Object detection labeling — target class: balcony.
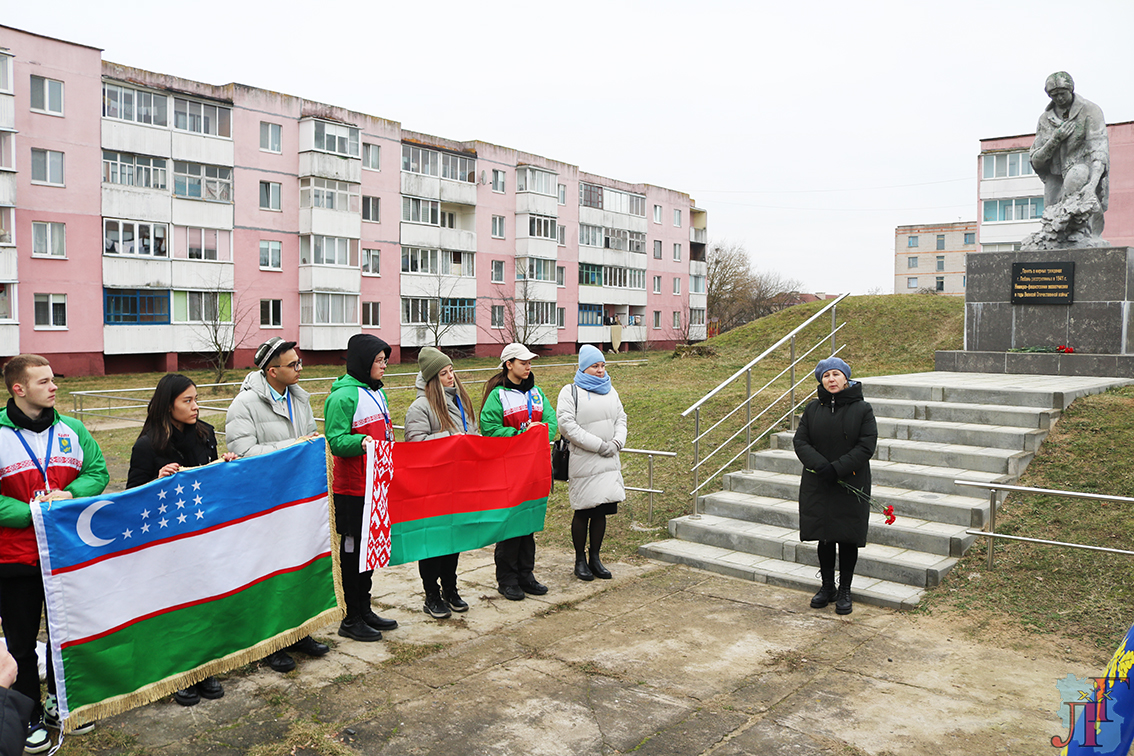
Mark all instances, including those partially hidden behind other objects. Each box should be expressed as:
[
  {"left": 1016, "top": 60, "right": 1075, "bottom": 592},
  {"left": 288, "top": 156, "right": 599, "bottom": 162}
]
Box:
[
  {"left": 0, "top": 246, "right": 15, "bottom": 280},
  {"left": 299, "top": 324, "right": 358, "bottom": 352},
  {"left": 401, "top": 172, "right": 440, "bottom": 200},
  {"left": 514, "top": 237, "right": 558, "bottom": 259},
  {"left": 171, "top": 259, "right": 234, "bottom": 291},
  {"left": 0, "top": 172, "right": 15, "bottom": 207},
  {"left": 0, "top": 324, "right": 18, "bottom": 357},
  {"left": 103, "top": 184, "right": 172, "bottom": 224},
  {"left": 103, "top": 255, "right": 173, "bottom": 289},
  {"left": 299, "top": 207, "right": 362, "bottom": 239},
  {"left": 299, "top": 264, "right": 361, "bottom": 294},
  {"left": 299, "top": 151, "right": 361, "bottom": 183},
  {"left": 516, "top": 192, "right": 558, "bottom": 217},
  {"left": 171, "top": 131, "right": 233, "bottom": 167},
  {"left": 400, "top": 323, "right": 476, "bottom": 348},
  {"left": 439, "top": 179, "right": 476, "bottom": 206},
  {"left": 690, "top": 227, "right": 707, "bottom": 245},
  {"left": 102, "top": 120, "right": 172, "bottom": 158}
]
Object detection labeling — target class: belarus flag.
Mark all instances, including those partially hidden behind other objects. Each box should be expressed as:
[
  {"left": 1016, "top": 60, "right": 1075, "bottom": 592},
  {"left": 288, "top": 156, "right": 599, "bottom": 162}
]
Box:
[{"left": 31, "top": 439, "right": 342, "bottom": 731}]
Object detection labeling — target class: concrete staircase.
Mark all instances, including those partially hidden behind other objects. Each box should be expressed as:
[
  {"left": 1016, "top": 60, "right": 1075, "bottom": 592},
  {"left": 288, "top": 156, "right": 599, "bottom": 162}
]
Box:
[{"left": 640, "top": 372, "right": 1130, "bottom": 610}]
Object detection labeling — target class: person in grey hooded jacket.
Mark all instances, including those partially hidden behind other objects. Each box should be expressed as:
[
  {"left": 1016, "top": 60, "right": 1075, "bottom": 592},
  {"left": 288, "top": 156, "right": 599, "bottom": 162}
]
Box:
[{"left": 404, "top": 347, "right": 478, "bottom": 619}]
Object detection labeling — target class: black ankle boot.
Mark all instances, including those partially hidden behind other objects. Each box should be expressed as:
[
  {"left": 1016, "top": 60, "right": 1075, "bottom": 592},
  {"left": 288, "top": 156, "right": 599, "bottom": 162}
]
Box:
[
  {"left": 835, "top": 585, "right": 853, "bottom": 615},
  {"left": 443, "top": 586, "right": 468, "bottom": 613},
  {"left": 810, "top": 582, "right": 837, "bottom": 608},
  {"left": 589, "top": 551, "right": 612, "bottom": 579},
  {"left": 574, "top": 556, "right": 594, "bottom": 581}
]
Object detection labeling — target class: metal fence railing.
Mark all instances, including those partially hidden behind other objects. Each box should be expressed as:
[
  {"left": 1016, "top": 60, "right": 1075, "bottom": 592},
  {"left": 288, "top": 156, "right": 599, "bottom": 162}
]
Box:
[{"left": 956, "top": 480, "right": 1134, "bottom": 569}]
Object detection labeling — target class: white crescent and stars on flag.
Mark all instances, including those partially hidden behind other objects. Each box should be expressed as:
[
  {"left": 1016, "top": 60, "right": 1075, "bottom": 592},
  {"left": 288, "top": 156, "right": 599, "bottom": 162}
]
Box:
[{"left": 122, "top": 480, "right": 206, "bottom": 541}]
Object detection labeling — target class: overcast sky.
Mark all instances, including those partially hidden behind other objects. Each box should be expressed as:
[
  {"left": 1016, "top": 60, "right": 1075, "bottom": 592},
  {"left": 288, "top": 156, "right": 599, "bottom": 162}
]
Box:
[{"left": 6, "top": 0, "right": 1134, "bottom": 294}]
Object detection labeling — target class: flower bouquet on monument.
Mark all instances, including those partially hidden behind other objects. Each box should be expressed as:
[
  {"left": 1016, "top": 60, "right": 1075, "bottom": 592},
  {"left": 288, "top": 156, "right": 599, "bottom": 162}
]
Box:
[{"left": 805, "top": 468, "right": 896, "bottom": 524}]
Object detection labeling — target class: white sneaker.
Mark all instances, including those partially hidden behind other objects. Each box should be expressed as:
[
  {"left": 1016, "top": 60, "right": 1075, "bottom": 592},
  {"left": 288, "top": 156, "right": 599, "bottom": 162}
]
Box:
[
  {"left": 24, "top": 719, "right": 51, "bottom": 754},
  {"left": 42, "top": 694, "right": 95, "bottom": 735}
]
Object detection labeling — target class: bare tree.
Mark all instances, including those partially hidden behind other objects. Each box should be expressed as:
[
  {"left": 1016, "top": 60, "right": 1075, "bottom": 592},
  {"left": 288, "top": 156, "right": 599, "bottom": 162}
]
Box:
[
  {"left": 477, "top": 276, "right": 557, "bottom": 347},
  {"left": 188, "top": 272, "right": 257, "bottom": 384},
  {"left": 749, "top": 269, "right": 804, "bottom": 320},
  {"left": 406, "top": 272, "right": 472, "bottom": 348},
  {"left": 706, "top": 240, "right": 755, "bottom": 333}
]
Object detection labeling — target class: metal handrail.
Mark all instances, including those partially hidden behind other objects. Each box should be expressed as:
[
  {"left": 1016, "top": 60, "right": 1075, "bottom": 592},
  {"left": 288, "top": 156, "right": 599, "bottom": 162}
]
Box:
[
  {"left": 620, "top": 447, "right": 676, "bottom": 525},
  {"left": 682, "top": 295, "right": 848, "bottom": 514},
  {"left": 955, "top": 479, "right": 1134, "bottom": 568}
]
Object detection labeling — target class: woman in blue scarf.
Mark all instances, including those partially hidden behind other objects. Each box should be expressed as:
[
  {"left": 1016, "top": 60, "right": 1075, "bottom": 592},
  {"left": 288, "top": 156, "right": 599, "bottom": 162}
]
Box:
[{"left": 556, "top": 345, "right": 627, "bottom": 581}]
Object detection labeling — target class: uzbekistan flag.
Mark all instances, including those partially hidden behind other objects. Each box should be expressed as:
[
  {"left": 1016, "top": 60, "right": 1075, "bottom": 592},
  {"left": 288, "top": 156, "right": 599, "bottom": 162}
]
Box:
[
  {"left": 31, "top": 439, "right": 342, "bottom": 731},
  {"left": 361, "top": 431, "right": 551, "bottom": 569}
]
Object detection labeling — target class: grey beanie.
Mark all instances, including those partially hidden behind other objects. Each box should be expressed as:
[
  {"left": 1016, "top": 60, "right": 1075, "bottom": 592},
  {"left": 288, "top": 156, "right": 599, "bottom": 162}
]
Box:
[
  {"left": 418, "top": 346, "right": 453, "bottom": 384},
  {"left": 814, "top": 357, "right": 851, "bottom": 383}
]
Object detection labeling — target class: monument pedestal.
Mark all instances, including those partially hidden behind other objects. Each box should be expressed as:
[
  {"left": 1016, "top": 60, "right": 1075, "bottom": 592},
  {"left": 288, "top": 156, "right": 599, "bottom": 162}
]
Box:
[{"left": 935, "top": 247, "right": 1134, "bottom": 377}]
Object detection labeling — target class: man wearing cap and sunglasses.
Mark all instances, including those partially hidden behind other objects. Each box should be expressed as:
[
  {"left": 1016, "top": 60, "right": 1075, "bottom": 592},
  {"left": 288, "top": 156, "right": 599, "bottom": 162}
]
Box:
[{"left": 225, "top": 337, "right": 327, "bottom": 672}]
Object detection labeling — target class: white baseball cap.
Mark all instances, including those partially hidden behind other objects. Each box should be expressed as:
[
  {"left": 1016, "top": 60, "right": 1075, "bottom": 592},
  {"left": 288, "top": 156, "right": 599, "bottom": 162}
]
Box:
[{"left": 499, "top": 343, "right": 538, "bottom": 366}]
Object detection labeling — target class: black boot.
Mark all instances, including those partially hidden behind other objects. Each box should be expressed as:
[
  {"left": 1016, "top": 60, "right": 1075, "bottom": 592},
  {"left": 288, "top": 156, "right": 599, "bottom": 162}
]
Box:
[
  {"left": 810, "top": 582, "right": 837, "bottom": 609},
  {"left": 588, "top": 551, "right": 612, "bottom": 579},
  {"left": 574, "top": 556, "right": 594, "bottom": 581},
  {"left": 835, "top": 583, "right": 853, "bottom": 615},
  {"left": 423, "top": 590, "right": 452, "bottom": 619},
  {"left": 443, "top": 585, "right": 469, "bottom": 613}
]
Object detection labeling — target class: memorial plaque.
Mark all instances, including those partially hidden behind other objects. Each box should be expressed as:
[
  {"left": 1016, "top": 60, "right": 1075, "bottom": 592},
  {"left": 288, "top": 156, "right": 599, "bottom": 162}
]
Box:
[{"left": 1011, "top": 262, "right": 1075, "bottom": 304}]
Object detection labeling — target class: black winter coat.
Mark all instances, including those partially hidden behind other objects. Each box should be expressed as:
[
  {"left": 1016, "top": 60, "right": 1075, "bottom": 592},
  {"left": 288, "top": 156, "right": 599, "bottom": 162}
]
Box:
[
  {"left": 126, "top": 421, "right": 220, "bottom": 488},
  {"left": 792, "top": 382, "right": 877, "bottom": 546}
]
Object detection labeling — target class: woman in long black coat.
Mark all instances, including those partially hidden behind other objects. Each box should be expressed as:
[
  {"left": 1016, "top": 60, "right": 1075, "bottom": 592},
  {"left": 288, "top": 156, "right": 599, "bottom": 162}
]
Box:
[{"left": 792, "top": 357, "right": 877, "bottom": 615}]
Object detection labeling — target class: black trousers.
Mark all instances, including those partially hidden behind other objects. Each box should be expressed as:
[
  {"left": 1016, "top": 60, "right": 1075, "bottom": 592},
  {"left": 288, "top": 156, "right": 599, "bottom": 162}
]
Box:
[
  {"left": 418, "top": 553, "right": 459, "bottom": 593},
  {"left": 494, "top": 534, "right": 535, "bottom": 586},
  {"left": 0, "top": 573, "right": 54, "bottom": 720},
  {"left": 334, "top": 494, "right": 374, "bottom": 619}
]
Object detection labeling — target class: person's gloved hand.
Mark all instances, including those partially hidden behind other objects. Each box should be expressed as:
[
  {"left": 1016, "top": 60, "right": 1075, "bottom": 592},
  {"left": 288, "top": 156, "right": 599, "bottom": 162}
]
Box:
[
  {"left": 598, "top": 440, "right": 619, "bottom": 457},
  {"left": 816, "top": 463, "right": 838, "bottom": 483}
]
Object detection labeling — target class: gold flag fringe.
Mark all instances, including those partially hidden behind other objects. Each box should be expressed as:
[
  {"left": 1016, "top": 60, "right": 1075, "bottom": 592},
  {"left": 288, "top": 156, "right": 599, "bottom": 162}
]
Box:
[{"left": 62, "top": 437, "right": 346, "bottom": 733}]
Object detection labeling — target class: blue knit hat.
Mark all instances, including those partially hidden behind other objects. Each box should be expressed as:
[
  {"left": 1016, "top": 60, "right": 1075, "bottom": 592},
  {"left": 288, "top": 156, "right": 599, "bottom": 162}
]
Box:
[
  {"left": 814, "top": 357, "right": 851, "bottom": 383},
  {"left": 578, "top": 344, "right": 604, "bottom": 371}
]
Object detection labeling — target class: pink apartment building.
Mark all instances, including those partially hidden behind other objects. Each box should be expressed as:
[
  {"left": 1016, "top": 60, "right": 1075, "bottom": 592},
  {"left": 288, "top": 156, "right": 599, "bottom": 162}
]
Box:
[{"left": 0, "top": 25, "right": 707, "bottom": 375}]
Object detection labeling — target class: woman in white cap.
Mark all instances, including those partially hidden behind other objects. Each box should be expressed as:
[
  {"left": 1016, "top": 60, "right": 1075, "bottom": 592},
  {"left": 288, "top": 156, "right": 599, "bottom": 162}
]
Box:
[
  {"left": 480, "top": 343, "right": 557, "bottom": 601},
  {"left": 792, "top": 357, "right": 877, "bottom": 615},
  {"left": 556, "top": 345, "right": 626, "bottom": 581},
  {"left": 404, "top": 347, "right": 478, "bottom": 619}
]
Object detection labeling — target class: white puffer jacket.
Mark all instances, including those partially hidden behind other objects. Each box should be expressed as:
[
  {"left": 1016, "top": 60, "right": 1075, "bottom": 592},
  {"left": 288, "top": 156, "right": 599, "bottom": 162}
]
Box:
[
  {"left": 556, "top": 383, "right": 627, "bottom": 510},
  {"left": 225, "top": 371, "right": 318, "bottom": 457}
]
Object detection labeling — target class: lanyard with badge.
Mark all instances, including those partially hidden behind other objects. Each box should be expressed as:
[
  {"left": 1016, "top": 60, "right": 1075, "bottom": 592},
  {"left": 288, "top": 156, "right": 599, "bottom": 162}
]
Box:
[
  {"left": 363, "top": 389, "right": 394, "bottom": 441},
  {"left": 13, "top": 426, "right": 55, "bottom": 500}
]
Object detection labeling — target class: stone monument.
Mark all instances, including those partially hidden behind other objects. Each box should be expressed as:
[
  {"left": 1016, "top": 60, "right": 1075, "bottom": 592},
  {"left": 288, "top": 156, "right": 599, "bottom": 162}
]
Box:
[{"left": 1022, "top": 71, "right": 1109, "bottom": 251}]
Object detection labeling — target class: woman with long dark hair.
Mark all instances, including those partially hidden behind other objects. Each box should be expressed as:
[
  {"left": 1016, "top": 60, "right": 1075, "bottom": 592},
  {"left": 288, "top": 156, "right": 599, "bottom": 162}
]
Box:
[
  {"left": 127, "top": 374, "right": 236, "bottom": 706},
  {"left": 404, "top": 347, "right": 478, "bottom": 618}
]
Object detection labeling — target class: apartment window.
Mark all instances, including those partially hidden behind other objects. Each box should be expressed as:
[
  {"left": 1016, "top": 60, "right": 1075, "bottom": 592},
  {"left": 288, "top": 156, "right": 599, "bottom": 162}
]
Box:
[
  {"left": 30, "top": 76, "right": 64, "bottom": 115},
  {"left": 301, "top": 292, "right": 358, "bottom": 325},
  {"left": 557, "top": 307, "right": 565, "bottom": 328},
  {"left": 579, "top": 263, "right": 602, "bottom": 286},
  {"left": 184, "top": 227, "right": 230, "bottom": 260},
  {"left": 673, "top": 243, "right": 682, "bottom": 261},
  {"left": 673, "top": 311, "right": 681, "bottom": 328},
  {"left": 439, "top": 298, "right": 475, "bottom": 324},
  {"left": 0, "top": 207, "right": 12, "bottom": 244},
  {"left": 579, "top": 224, "right": 603, "bottom": 247},
  {"left": 690, "top": 308, "right": 706, "bottom": 326},
  {"left": 362, "top": 196, "right": 380, "bottom": 222},
  {"left": 301, "top": 236, "right": 357, "bottom": 267},
  {"left": 174, "top": 162, "right": 232, "bottom": 202},
  {"left": 260, "top": 240, "right": 282, "bottom": 270},
  {"left": 104, "top": 219, "right": 168, "bottom": 257},
  {"left": 441, "top": 153, "right": 476, "bottom": 183},
  {"left": 628, "top": 269, "right": 646, "bottom": 289},
  {"left": 401, "top": 246, "right": 439, "bottom": 274},
  {"left": 516, "top": 167, "right": 556, "bottom": 196},
  {"left": 653, "top": 310, "right": 661, "bottom": 329},
  {"left": 673, "top": 278, "right": 681, "bottom": 294},
  {"left": 0, "top": 283, "right": 12, "bottom": 320},
  {"left": 654, "top": 240, "right": 662, "bottom": 259},
  {"left": 907, "top": 277, "right": 918, "bottom": 289},
  {"left": 173, "top": 98, "right": 231, "bottom": 137},
  {"left": 691, "top": 275, "right": 706, "bottom": 294},
  {"left": 908, "top": 236, "right": 919, "bottom": 248},
  {"left": 103, "top": 151, "right": 167, "bottom": 189},
  {"left": 0, "top": 56, "right": 10, "bottom": 94},
  {"left": 526, "top": 301, "right": 557, "bottom": 326},
  {"left": 31, "top": 149, "right": 64, "bottom": 185},
  {"left": 908, "top": 256, "right": 918, "bottom": 269},
  {"left": 491, "top": 304, "right": 506, "bottom": 329},
  {"left": 491, "top": 259, "right": 505, "bottom": 283},
  {"left": 361, "top": 248, "right": 381, "bottom": 276},
  {"left": 673, "top": 209, "right": 681, "bottom": 227},
  {"left": 556, "top": 266, "right": 565, "bottom": 287},
  {"left": 103, "top": 288, "right": 170, "bottom": 324},
  {"left": 983, "top": 198, "right": 1044, "bottom": 222},
  {"left": 602, "top": 267, "right": 627, "bottom": 288},
  {"left": 529, "top": 215, "right": 557, "bottom": 240},
  {"left": 558, "top": 184, "right": 566, "bottom": 205},
  {"left": 558, "top": 225, "right": 566, "bottom": 246},
  {"left": 653, "top": 205, "right": 662, "bottom": 223},
  {"left": 259, "top": 181, "right": 281, "bottom": 211},
  {"left": 936, "top": 234, "right": 945, "bottom": 251},
  {"left": 518, "top": 258, "right": 556, "bottom": 282},
  {"left": 628, "top": 231, "right": 645, "bottom": 254},
  {"left": 401, "top": 144, "right": 439, "bottom": 176},
  {"left": 34, "top": 294, "right": 67, "bottom": 328},
  {"left": 604, "top": 227, "right": 628, "bottom": 251},
  {"left": 362, "top": 302, "right": 381, "bottom": 327},
  {"left": 0, "top": 132, "right": 12, "bottom": 171},
  {"left": 492, "top": 215, "right": 506, "bottom": 239},
  {"left": 936, "top": 255, "right": 945, "bottom": 271},
  {"left": 440, "top": 211, "right": 456, "bottom": 229},
  {"left": 580, "top": 182, "right": 603, "bottom": 209},
  {"left": 936, "top": 276, "right": 945, "bottom": 292},
  {"left": 982, "top": 151, "right": 1034, "bottom": 179},
  {"left": 313, "top": 121, "right": 359, "bottom": 157},
  {"left": 653, "top": 276, "right": 661, "bottom": 294},
  {"left": 441, "top": 250, "right": 475, "bottom": 277},
  {"left": 260, "top": 299, "right": 282, "bottom": 327},
  {"left": 964, "top": 232, "right": 975, "bottom": 245},
  {"left": 363, "top": 143, "right": 380, "bottom": 170},
  {"left": 401, "top": 196, "right": 441, "bottom": 225},
  {"left": 578, "top": 303, "right": 603, "bottom": 326},
  {"left": 260, "top": 122, "right": 281, "bottom": 153},
  {"left": 102, "top": 83, "right": 168, "bottom": 126},
  {"left": 492, "top": 169, "right": 505, "bottom": 193},
  {"left": 32, "top": 222, "right": 65, "bottom": 258},
  {"left": 299, "top": 177, "right": 360, "bottom": 212}
]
